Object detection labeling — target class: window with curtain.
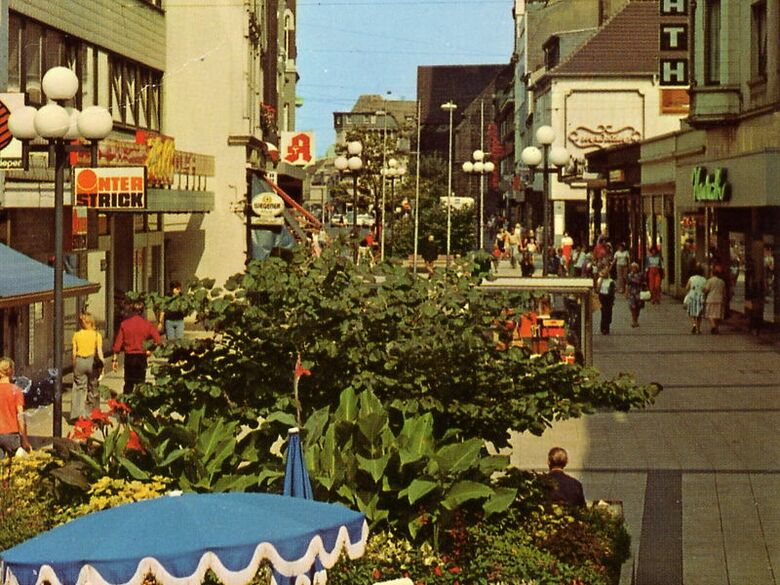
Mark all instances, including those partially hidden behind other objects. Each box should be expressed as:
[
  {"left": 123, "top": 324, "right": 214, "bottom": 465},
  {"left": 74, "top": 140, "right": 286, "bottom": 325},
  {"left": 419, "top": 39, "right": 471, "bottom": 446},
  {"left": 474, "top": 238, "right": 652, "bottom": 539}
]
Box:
[
  {"left": 24, "top": 21, "right": 43, "bottom": 104},
  {"left": 752, "top": 1, "right": 767, "bottom": 79},
  {"left": 704, "top": 0, "right": 721, "bottom": 85}
]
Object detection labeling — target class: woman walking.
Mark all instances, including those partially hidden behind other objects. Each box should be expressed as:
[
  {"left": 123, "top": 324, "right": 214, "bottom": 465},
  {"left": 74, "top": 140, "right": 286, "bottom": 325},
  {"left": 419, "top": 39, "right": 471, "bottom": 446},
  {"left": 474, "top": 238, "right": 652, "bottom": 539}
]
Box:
[
  {"left": 626, "top": 262, "right": 646, "bottom": 328},
  {"left": 71, "top": 312, "right": 104, "bottom": 420},
  {"left": 684, "top": 265, "right": 707, "bottom": 333},
  {"left": 596, "top": 269, "right": 616, "bottom": 335},
  {"left": 704, "top": 269, "right": 727, "bottom": 334},
  {"left": 645, "top": 246, "right": 664, "bottom": 304},
  {"left": 0, "top": 357, "right": 31, "bottom": 457}
]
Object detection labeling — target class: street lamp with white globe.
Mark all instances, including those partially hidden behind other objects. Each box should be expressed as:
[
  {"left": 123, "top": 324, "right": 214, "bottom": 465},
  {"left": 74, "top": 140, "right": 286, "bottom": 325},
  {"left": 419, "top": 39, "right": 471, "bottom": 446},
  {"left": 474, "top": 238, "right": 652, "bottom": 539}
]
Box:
[
  {"left": 520, "top": 125, "right": 571, "bottom": 276},
  {"left": 333, "top": 140, "right": 363, "bottom": 261},
  {"left": 462, "top": 149, "right": 495, "bottom": 250},
  {"left": 8, "top": 66, "right": 113, "bottom": 437},
  {"left": 381, "top": 157, "right": 406, "bottom": 257}
]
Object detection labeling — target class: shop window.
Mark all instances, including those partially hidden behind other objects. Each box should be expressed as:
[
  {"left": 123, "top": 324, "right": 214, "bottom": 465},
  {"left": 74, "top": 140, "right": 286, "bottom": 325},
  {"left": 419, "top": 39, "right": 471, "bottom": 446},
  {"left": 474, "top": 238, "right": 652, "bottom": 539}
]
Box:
[
  {"left": 24, "top": 21, "right": 43, "bottom": 104},
  {"left": 704, "top": 0, "right": 721, "bottom": 85},
  {"left": 43, "top": 28, "right": 64, "bottom": 72},
  {"left": 8, "top": 14, "right": 21, "bottom": 91},
  {"left": 82, "top": 46, "right": 96, "bottom": 107},
  {"left": 97, "top": 50, "right": 110, "bottom": 110},
  {"left": 752, "top": 1, "right": 767, "bottom": 80}
]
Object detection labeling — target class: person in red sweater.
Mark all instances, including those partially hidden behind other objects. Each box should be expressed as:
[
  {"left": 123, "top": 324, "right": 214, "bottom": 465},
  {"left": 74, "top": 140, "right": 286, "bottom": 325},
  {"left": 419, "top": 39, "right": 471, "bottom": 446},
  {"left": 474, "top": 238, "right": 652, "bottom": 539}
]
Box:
[
  {"left": 112, "top": 301, "right": 161, "bottom": 395},
  {"left": 0, "top": 357, "right": 31, "bottom": 457}
]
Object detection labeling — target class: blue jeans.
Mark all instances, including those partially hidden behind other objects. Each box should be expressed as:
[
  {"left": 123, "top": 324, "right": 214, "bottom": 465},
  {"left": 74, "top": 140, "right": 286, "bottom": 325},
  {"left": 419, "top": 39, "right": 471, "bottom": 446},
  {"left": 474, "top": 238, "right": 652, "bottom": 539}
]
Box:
[{"left": 165, "top": 320, "right": 185, "bottom": 340}]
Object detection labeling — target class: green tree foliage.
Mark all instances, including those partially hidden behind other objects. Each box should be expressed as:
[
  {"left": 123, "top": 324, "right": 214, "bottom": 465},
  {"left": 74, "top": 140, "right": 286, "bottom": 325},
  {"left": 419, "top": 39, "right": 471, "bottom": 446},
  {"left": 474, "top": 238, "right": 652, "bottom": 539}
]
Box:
[{"left": 132, "top": 246, "right": 658, "bottom": 447}]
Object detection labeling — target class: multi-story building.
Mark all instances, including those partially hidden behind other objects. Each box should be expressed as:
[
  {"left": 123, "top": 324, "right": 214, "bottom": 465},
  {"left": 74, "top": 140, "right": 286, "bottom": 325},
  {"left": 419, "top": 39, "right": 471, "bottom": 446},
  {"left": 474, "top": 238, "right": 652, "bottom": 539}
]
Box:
[
  {"left": 0, "top": 0, "right": 215, "bottom": 376},
  {"left": 639, "top": 0, "right": 779, "bottom": 319},
  {"left": 519, "top": 0, "right": 685, "bottom": 248},
  {"left": 165, "top": 0, "right": 299, "bottom": 283}
]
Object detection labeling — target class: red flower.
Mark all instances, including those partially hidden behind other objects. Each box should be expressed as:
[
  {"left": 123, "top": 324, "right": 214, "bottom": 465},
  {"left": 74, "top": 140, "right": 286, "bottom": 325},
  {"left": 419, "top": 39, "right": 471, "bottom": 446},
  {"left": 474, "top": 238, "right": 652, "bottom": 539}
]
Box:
[
  {"left": 294, "top": 355, "right": 311, "bottom": 379},
  {"left": 433, "top": 566, "right": 442, "bottom": 576},
  {"left": 107, "top": 399, "right": 131, "bottom": 415},
  {"left": 371, "top": 568, "right": 381, "bottom": 580},
  {"left": 90, "top": 408, "right": 111, "bottom": 424},
  {"left": 126, "top": 430, "right": 145, "bottom": 452},
  {"left": 70, "top": 418, "right": 94, "bottom": 441},
  {"left": 449, "top": 566, "right": 461, "bottom": 574}
]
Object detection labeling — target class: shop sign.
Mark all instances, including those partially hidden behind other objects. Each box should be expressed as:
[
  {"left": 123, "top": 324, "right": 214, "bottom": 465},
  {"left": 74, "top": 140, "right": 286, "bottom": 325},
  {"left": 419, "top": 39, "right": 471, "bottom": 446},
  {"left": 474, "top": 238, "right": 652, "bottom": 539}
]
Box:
[
  {"left": 659, "top": 0, "right": 689, "bottom": 86},
  {"left": 692, "top": 166, "right": 729, "bottom": 202},
  {"left": 71, "top": 207, "right": 88, "bottom": 251},
  {"left": 281, "top": 131, "right": 315, "bottom": 166},
  {"left": 251, "top": 191, "right": 285, "bottom": 226},
  {"left": 0, "top": 93, "right": 25, "bottom": 169},
  {"left": 73, "top": 167, "right": 147, "bottom": 209},
  {"left": 439, "top": 196, "right": 474, "bottom": 210},
  {"left": 567, "top": 125, "right": 641, "bottom": 149},
  {"left": 608, "top": 169, "right": 626, "bottom": 184},
  {"left": 660, "top": 88, "right": 690, "bottom": 113}
]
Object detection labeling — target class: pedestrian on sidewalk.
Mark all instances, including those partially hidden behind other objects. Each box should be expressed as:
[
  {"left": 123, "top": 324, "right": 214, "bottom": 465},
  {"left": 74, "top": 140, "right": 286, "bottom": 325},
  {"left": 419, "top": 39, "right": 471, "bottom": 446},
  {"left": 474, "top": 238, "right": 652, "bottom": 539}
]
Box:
[
  {"left": 0, "top": 357, "right": 31, "bottom": 457},
  {"left": 703, "top": 270, "right": 726, "bottom": 334},
  {"left": 420, "top": 234, "right": 438, "bottom": 276},
  {"left": 157, "top": 281, "right": 187, "bottom": 341},
  {"left": 626, "top": 262, "right": 646, "bottom": 328},
  {"left": 645, "top": 246, "right": 664, "bottom": 304},
  {"left": 596, "top": 269, "right": 616, "bottom": 335},
  {"left": 546, "top": 447, "right": 586, "bottom": 507},
  {"left": 70, "top": 312, "right": 105, "bottom": 419},
  {"left": 614, "top": 242, "right": 630, "bottom": 294},
  {"left": 112, "top": 300, "right": 161, "bottom": 395},
  {"left": 683, "top": 265, "right": 707, "bottom": 334}
]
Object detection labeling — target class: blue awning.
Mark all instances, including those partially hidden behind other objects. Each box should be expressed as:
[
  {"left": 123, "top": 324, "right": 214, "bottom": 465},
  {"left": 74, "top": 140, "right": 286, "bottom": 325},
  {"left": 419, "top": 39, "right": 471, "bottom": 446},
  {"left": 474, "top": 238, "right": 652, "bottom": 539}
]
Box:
[{"left": 0, "top": 244, "right": 100, "bottom": 309}]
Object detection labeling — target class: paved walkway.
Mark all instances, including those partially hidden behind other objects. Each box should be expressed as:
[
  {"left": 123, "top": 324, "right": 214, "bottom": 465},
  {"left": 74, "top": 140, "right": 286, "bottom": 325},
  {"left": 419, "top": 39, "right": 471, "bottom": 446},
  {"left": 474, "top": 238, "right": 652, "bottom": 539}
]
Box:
[{"left": 505, "top": 274, "right": 780, "bottom": 585}]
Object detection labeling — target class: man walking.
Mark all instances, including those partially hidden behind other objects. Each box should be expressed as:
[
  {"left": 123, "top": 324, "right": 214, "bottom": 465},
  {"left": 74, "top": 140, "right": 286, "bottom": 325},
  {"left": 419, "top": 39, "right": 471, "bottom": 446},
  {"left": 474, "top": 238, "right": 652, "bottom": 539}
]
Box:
[
  {"left": 546, "top": 446, "right": 586, "bottom": 507},
  {"left": 112, "top": 300, "right": 161, "bottom": 394}
]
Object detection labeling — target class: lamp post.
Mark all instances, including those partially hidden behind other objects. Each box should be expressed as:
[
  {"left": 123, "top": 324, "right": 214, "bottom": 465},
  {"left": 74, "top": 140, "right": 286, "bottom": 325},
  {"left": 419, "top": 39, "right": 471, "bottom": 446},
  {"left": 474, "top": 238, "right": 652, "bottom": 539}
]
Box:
[
  {"left": 462, "top": 150, "right": 495, "bottom": 250},
  {"left": 376, "top": 110, "right": 388, "bottom": 261},
  {"left": 381, "top": 158, "right": 407, "bottom": 257},
  {"left": 8, "top": 66, "right": 113, "bottom": 437},
  {"left": 441, "top": 101, "right": 457, "bottom": 268},
  {"left": 334, "top": 140, "right": 363, "bottom": 261},
  {"left": 520, "top": 125, "right": 570, "bottom": 276}
]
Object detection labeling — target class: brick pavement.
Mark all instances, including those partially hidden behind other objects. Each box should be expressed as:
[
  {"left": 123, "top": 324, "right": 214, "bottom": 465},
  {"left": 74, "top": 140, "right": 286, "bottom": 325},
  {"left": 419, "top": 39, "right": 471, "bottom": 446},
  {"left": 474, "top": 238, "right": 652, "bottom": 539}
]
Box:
[{"left": 506, "top": 278, "right": 780, "bottom": 585}]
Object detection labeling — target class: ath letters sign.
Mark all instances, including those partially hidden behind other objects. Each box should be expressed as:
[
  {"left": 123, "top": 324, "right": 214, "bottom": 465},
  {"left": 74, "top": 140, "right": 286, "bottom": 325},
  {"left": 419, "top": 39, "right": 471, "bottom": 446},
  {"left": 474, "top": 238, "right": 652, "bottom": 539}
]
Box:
[
  {"left": 692, "top": 166, "right": 729, "bottom": 202},
  {"left": 281, "top": 131, "right": 315, "bottom": 166},
  {"left": 659, "top": 0, "right": 689, "bottom": 86}
]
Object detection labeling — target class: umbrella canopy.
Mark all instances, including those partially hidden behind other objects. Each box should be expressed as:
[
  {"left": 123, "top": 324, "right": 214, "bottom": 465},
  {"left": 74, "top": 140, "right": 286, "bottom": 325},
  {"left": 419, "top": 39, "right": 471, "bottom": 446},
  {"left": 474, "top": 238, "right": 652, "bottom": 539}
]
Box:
[{"left": 1, "top": 493, "right": 367, "bottom": 585}]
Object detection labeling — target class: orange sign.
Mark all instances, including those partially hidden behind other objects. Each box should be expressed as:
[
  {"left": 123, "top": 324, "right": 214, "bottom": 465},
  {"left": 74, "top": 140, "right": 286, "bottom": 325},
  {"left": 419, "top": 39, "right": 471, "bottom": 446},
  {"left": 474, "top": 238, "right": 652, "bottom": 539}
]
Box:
[{"left": 73, "top": 167, "right": 147, "bottom": 209}]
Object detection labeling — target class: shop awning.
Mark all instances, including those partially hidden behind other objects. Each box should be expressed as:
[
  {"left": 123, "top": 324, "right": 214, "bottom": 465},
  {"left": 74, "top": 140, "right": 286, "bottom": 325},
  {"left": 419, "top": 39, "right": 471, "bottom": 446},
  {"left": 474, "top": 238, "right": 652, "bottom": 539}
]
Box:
[{"left": 0, "top": 244, "right": 100, "bottom": 309}]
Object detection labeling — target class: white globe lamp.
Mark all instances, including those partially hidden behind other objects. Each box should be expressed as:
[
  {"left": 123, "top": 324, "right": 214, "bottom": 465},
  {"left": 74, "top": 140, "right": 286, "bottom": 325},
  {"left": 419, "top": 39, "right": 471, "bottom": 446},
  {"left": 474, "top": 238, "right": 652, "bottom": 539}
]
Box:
[
  {"left": 549, "top": 146, "right": 571, "bottom": 167},
  {"left": 34, "top": 104, "right": 70, "bottom": 138},
  {"left": 521, "top": 146, "right": 543, "bottom": 167},
  {"left": 8, "top": 106, "right": 39, "bottom": 140},
  {"left": 77, "top": 106, "right": 113, "bottom": 139},
  {"left": 41, "top": 67, "right": 79, "bottom": 101},
  {"left": 536, "top": 125, "right": 555, "bottom": 145}
]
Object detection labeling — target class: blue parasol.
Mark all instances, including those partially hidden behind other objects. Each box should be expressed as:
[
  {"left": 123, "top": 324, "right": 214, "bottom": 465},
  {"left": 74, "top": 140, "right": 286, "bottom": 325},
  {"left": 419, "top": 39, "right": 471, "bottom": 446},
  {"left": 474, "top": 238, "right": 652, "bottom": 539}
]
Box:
[
  {"left": 274, "top": 428, "right": 318, "bottom": 585},
  {"left": 0, "top": 492, "right": 367, "bottom": 585},
  {"left": 283, "top": 427, "right": 313, "bottom": 499}
]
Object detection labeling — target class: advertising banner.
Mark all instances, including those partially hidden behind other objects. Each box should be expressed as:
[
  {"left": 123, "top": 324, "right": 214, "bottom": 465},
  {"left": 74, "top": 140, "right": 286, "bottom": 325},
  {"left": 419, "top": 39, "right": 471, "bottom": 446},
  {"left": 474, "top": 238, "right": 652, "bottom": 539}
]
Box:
[{"left": 73, "top": 167, "right": 147, "bottom": 210}]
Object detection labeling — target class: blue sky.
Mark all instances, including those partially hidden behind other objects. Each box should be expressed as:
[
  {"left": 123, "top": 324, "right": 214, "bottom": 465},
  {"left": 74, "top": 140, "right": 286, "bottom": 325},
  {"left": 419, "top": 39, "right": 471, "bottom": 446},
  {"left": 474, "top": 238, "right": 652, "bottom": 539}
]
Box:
[{"left": 295, "top": 0, "right": 515, "bottom": 156}]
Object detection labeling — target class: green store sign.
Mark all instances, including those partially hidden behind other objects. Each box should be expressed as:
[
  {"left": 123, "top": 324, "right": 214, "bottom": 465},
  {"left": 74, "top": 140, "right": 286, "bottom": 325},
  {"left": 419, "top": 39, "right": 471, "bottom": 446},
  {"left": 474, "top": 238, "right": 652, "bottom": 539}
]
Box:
[{"left": 692, "top": 166, "right": 730, "bottom": 202}]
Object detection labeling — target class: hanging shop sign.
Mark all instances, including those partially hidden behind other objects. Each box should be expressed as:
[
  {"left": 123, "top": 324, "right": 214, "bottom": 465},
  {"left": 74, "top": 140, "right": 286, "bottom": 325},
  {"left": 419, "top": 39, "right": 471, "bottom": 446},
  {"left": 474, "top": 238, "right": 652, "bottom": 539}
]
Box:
[
  {"left": 73, "top": 167, "right": 147, "bottom": 209},
  {"left": 692, "top": 166, "right": 730, "bottom": 202},
  {"left": 281, "top": 131, "right": 315, "bottom": 166},
  {"left": 567, "top": 125, "right": 641, "bottom": 149},
  {"left": 659, "top": 0, "right": 689, "bottom": 86},
  {"left": 251, "top": 191, "right": 285, "bottom": 226}
]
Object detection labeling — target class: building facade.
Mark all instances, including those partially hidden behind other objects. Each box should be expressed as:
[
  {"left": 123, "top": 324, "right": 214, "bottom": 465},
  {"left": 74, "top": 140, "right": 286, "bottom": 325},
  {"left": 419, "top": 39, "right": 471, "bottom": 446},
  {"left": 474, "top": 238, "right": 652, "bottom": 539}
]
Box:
[
  {"left": 647, "top": 0, "right": 780, "bottom": 320},
  {"left": 0, "top": 0, "right": 218, "bottom": 376}
]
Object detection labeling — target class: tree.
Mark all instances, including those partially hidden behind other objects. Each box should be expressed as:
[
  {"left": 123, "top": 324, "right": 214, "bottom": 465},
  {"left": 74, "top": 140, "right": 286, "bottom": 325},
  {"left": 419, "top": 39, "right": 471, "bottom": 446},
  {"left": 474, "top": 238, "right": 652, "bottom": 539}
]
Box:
[{"left": 132, "top": 246, "right": 659, "bottom": 446}]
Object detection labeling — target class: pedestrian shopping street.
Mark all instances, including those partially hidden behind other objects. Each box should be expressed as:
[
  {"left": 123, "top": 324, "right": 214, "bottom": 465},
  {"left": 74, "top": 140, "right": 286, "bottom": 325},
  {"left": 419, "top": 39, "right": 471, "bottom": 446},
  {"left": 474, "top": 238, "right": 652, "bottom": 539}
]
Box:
[{"left": 510, "top": 288, "right": 780, "bottom": 585}]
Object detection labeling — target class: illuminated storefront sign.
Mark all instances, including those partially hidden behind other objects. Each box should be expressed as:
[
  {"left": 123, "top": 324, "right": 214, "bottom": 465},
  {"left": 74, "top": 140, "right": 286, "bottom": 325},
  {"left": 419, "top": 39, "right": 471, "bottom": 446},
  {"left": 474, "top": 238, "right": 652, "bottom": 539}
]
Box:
[
  {"left": 281, "top": 131, "right": 315, "bottom": 166},
  {"left": 692, "top": 166, "right": 729, "bottom": 202},
  {"left": 73, "top": 167, "right": 147, "bottom": 209}
]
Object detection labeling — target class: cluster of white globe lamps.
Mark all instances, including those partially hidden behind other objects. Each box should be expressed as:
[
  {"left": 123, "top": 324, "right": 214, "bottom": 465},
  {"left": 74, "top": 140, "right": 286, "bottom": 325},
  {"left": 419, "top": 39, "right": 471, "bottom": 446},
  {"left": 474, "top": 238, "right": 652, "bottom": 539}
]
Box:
[
  {"left": 520, "top": 125, "right": 570, "bottom": 170},
  {"left": 6, "top": 66, "right": 112, "bottom": 438},
  {"left": 8, "top": 66, "right": 113, "bottom": 145}
]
